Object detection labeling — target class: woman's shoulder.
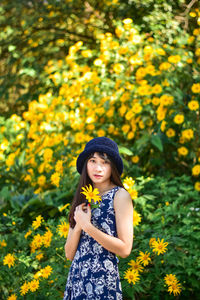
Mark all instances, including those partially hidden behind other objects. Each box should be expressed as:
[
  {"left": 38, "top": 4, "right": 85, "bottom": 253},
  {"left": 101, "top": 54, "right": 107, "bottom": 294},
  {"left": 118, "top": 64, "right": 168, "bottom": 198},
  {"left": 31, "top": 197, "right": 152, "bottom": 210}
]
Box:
[
  {"left": 115, "top": 187, "right": 132, "bottom": 200},
  {"left": 114, "top": 187, "right": 133, "bottom": 210}
]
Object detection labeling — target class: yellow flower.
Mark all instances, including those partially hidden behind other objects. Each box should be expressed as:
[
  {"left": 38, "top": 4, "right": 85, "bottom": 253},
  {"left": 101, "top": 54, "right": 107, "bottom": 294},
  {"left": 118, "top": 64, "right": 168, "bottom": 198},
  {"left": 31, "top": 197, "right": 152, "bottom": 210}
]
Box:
[
  {"left": 188, "top": 100, "right": 199, "bottom": 111},
  {"left": 125, "top": 110, "right": 134, "bottom": 120},
  {"left": 24, "top": 230, "right": 32, "bottom": 239},
  {"left": 7, "top": 294, "right": 17, "bottom": 300},
  {"left": 122, "top": 124, "right": 130, "bottom": 134},
  {"left": 0, "top": 239, "right": 7, "bottom": 247},
  {"left": 28, "top": 279, "right": 39, "bottom": 292},
  {"left": 6, "top": 153, "right": 16, "bottom": 167},
  {"left": 173, "top": 114, "right": 184, "bottom": 124},
  {"left": 159, "top": 62, "right": 171, "bottom": 71},
  {"left": 34, "top": 270, "right": 43, "bottom": 279},
  {"left": 123, "top": 177, "right": 135, "bottom": 190},
  {"left": 43, "top": 148, "right": 53, "bottom": 162},
  {"left": 123, "top": 18, "right": 133, "bottom": 25},
  {"left": 189, "top": 12, "right": 196, "bottom": 17},
  {"left": 30, "top": 234, "right": 43, "bottom": 252},
  {"left": 187, "top": 58, "right": 193, "bottom": 63},
  {"left": 164, "top": 274, "right": 178, "bottom": 285},
  {"left": 132, "top": 156, "right": 139, "bottom": 163},
  {"left": 50, "top": 172, "right": 60, "bottom": 187},
  {"left": 41, "top": 265, "right": 52, "bottom": 278},
  {"left": 149, "top": 237, "right": 156, "bottom": 247},
  {"left": 192, "top": 165, "right": 200, "bottom": 176},
  {"left": 94, "top": 58, "right": 103, "bottom": 66},
  {"left": 36, "top": 252, "right": 44, "bottom": 261},
  {"left": 132, "top": 103, "right": 142, "bottom": 114},
  {"left": 124, "top": 268, "right": 140, "bottom": 285},
  {"left": 157, "top": 106, "right": 167, "bottom": 121},
  {"left": 195, "top": 48, "right": 200, "bottom": 56},
  {"left": 168, "top": 281, "right": 182, "bottom": 296},
  {"left": 115, "top": 26, "right": 124, "bottom": 38},
  {"left": 136, "top": 67, "right": 146, "bottom": 79},
  {"left": 119, "top": 105, "right": 127, "bottom": 116},
  {"left": 160, "top": 95, "right": 174, "bottom": 106},
  {"left": 20, "top": 281, "right": 29, "bottom": 295},
  {"left": 81, "top": 184, "right": 101, "bottom": 204},
  {"left": 129, "top": 189, "right": 138, "bottom": 200},
  {"left": 178, "top": 147, "right": 188, "bottom": 156},
  {"left": 57, "top": 221, "right": 69, "bottom": 238},
  {"left": 3, "top": 253, "right": 15, "bottom": 268},
  {"left": 59, "top": 203, "right": 70, "bottom": 212},
  {"left": 43, "top": 228, "right": 53, "bottom": 247},
  {"left": 181, "top": 129, "right": 194, "bottom": 140},
  {"left": 156, "top": 48, "right": 166, "bottom": 56},
  {"left": 133, "top": 210, "right": 141, "bottom": 226},
  {"left": 32, "top": 215, "right": 44, "bottom": 230},
  {"left": 81, "top": 50, "right": 92, "bottom": 58},
  {"left": 128, "top": 259, "right": 144, "bottom": 273},
  {"left": 113, "top": 63, "right": 124, "bottom": 74},
  {"left": 160, "top": 120, "right": 167, "bottom": 132},
  {"left": 168, "top": 55, "right": 181, "bottom": 64},
  {"left": 138, "top": 251, "right": 151, "bottom": 266},
  {"left": 151, "top": 238, "right": 168, "bottom": 255},
  {"left": 191, "top": 83, "right": 200, "bottom": 93},
  {"left": 166, "top": 128, "right": 175, "bottom": 138},
  {"left": 97, "top": 129, "right": 106, "bottom": 137},
  {"left": 37, "top": 175, "right": 46, "bottom": 187},
  {"left": 188, "top": 36, "right": 195, "bottom": 44},
  {"left": 127, "top": 132, "right": 135, "bottom": 140},
  {"left": 152, "top": 84, "right": 162, "bottom": 94},
  {"left": 194, "top": 181, "right": 200, "bottom": 191},
  {"left": 55, "top": 160, "right": 64, "bottom": 174}
]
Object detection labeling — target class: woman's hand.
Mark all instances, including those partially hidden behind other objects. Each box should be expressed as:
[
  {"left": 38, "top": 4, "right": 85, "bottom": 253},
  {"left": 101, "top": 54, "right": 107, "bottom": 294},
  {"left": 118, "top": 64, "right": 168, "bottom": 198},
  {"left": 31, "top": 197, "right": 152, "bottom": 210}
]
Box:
[{"left": 74, "top": 203, "right": 91, "bottom": 231}]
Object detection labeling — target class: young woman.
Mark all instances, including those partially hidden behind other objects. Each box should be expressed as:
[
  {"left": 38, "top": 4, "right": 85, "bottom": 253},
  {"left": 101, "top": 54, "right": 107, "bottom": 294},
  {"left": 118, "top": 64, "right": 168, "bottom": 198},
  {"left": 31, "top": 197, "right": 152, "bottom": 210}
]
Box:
[{"left": 63, "top": 137, "right": 133, "bottom": 299}]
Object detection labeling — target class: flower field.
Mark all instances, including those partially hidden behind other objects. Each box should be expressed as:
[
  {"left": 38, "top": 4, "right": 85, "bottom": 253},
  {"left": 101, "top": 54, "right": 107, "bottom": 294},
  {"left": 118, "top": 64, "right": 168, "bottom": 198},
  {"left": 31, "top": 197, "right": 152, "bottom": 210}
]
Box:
[{"left": 0, "top": 6, "right": 200, "bottom": 300}]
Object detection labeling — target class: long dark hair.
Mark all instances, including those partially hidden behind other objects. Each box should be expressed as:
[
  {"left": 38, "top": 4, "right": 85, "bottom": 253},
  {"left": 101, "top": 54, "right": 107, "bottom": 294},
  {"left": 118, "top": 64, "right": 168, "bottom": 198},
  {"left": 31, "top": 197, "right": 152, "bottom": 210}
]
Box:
[{"left": 68, "top": 152, "right": 125, "bottom": 228}]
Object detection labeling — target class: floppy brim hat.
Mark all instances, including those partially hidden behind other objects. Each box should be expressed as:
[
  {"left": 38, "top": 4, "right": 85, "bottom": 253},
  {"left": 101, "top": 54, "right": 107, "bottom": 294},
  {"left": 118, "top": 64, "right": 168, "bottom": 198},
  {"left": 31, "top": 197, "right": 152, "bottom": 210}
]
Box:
[{"left": 76, "top": 137, "right": 123, "bottom": 175}]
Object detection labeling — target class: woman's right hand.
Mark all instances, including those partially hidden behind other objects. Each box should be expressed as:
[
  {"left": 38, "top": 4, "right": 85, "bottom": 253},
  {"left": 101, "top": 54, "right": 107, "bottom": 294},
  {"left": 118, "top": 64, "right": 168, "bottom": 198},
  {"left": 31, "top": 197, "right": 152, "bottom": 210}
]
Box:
[{"left": 74, "top": 203, "right": 87, "bottom": 231}]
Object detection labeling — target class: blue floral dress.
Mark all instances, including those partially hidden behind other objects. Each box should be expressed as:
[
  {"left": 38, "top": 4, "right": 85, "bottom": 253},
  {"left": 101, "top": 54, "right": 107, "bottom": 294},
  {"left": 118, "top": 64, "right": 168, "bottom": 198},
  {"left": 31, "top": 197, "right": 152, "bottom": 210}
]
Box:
[{"left": 63, "top": 186, "right": 123, "bottom": 300}]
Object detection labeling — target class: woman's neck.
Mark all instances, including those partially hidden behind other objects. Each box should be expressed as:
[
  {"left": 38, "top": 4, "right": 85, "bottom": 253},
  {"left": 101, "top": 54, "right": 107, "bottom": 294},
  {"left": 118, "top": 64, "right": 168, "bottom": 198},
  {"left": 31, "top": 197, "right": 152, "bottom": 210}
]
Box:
[{"left": 93, "top": 181, "right": 116, "bottom": 196}]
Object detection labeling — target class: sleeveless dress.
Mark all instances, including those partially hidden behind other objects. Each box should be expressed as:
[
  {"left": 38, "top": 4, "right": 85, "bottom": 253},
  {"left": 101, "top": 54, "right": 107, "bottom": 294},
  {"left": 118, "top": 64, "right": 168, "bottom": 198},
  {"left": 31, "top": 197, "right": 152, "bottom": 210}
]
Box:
[{"left": 63, "top": 186, "right": 123, "bottom": 300}]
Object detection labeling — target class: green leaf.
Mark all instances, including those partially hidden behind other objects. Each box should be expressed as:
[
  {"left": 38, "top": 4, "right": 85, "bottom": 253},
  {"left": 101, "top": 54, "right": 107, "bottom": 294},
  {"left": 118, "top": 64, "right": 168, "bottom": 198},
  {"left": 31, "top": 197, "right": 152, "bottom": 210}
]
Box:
[
  {"left": 119, "top": 146, "right": 133, "bottom": 156},
  {"left": 135, "top": 134, "right": 150, "bottom": 151},
  {"left": 151, "top": 134, "right": 163, "bottom": 152}
]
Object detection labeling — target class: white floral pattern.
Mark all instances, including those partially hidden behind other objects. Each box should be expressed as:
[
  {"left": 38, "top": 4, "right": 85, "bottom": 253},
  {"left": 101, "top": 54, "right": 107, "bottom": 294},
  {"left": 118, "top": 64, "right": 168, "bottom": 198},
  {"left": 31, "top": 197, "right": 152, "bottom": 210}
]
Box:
[{"left": 63, "top": 187, "right": 123, "bottom": 300}]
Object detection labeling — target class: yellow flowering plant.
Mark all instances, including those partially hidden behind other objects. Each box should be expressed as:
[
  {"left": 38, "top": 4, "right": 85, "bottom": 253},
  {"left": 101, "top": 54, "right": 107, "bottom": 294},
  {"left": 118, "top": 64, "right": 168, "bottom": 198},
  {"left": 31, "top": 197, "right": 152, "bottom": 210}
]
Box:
[
  {"left": 81, "top": 184, "right": 102, "bottom": 209},
  {"left": 0, "top": 209, "right": 71, "bottom": 299}
]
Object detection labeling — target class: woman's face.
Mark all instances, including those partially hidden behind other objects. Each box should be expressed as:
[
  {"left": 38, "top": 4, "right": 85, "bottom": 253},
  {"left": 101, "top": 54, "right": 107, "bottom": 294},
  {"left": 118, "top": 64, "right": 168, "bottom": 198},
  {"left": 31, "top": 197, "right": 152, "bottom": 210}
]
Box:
[{"left": 87, "top": 152, "right": 112, "bottom": 185}]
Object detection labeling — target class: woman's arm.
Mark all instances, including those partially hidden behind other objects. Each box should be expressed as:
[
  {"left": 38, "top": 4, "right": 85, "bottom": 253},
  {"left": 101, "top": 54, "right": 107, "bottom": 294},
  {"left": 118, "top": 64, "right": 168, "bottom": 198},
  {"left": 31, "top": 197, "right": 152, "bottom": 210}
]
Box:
[
  {"left": 64, "top": 204, "right": 85, "bottom": 261},
  {"left": 74, "top": 189, "right": 133, "bottom": 258}
]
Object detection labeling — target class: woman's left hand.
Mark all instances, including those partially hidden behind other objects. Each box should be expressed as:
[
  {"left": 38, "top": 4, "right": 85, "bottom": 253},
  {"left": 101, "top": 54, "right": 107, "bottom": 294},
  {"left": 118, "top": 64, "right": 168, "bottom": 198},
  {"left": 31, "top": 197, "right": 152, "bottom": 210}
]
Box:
[{"left": 74, "top": 203, "right": 91, "bottom": 231}]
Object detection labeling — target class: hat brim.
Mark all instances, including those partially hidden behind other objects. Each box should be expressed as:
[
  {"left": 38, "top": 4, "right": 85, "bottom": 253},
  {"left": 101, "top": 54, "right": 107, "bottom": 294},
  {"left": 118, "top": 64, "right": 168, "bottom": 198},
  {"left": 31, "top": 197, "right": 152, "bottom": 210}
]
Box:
[{"left": 76, "top": 144, "right": 123, "bottom": 175}]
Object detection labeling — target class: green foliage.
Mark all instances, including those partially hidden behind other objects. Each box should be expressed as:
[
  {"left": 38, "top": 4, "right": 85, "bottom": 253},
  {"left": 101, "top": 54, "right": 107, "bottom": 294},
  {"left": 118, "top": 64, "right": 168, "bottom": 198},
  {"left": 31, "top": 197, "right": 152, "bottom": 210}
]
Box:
[
  {"left": 120, "top": 175, "right": 200, "bottom": 299},
  {"left": 0, "top": 175, "right": 200, "bottom": 299},
  {"left": 0, "top": 207, "right": 71, "bottom": 299}
]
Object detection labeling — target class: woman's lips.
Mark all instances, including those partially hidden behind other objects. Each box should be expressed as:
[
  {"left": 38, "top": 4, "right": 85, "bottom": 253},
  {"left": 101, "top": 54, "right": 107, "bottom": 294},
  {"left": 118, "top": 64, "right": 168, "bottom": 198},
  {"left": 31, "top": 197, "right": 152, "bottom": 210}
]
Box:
[{"left": 94, "top": 175, "right": 102, "bottom": 178}]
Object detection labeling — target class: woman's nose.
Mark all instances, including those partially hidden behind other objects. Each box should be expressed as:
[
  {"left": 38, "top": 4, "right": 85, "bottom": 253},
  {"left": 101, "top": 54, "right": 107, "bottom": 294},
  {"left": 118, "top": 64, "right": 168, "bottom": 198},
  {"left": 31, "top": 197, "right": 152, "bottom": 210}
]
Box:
[{"left": 95, "top": 163, "right": 103, "bottom": 171}]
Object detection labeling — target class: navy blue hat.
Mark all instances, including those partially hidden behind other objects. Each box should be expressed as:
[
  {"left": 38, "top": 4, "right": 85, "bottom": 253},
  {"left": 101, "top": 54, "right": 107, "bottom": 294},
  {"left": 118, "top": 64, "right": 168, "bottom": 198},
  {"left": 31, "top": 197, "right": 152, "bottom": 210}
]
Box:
[{"left": 76, "top": 137, "right": 123, "bottom": 175}]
